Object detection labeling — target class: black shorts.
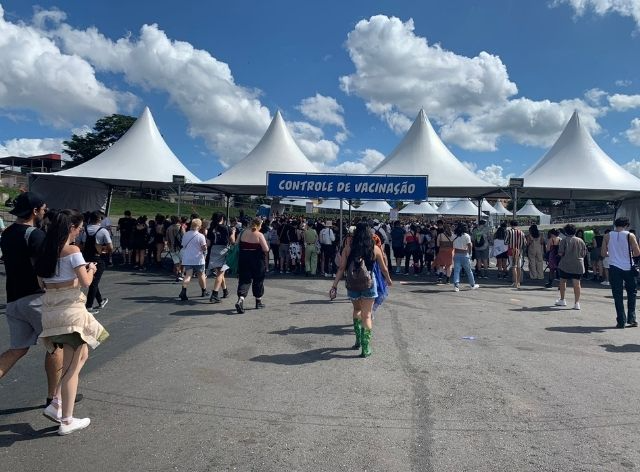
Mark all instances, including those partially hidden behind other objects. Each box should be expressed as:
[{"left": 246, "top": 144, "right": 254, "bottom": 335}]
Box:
[
  {"left": 392, "top": 246, "right": 405, "bottom": 258},
  {"left": 558, "top": 269, "right": 582, "bottom": 280}
]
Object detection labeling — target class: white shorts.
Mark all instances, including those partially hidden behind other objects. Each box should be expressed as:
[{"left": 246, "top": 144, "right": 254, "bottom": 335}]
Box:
[{"left": 603, "top": 256, "right": 610, "bottom": 269}]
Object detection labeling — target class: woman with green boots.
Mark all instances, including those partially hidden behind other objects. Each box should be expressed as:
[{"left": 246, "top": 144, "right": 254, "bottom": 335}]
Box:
[{"left": 330, "top": 222, "right": 392, "bottom": 357}]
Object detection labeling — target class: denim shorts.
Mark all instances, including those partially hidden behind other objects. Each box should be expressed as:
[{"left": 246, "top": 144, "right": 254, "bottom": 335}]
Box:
[
  {"left": 183, "top": 264, "right": 205, "bottom": 274},
  {"left": 347, "top": 274, "right": 378, "bottom": 300}
]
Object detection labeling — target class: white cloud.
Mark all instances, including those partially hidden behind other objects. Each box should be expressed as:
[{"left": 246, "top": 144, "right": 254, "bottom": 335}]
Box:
[
  {"left": 616, "top": 79, "right": 632, "bottom": 87},
  {"left": 0, "top": 137, "right": 64, "bottom": 157},
  {"left": 625, "top": 118, "right": 640, "bottom": 145},
  {"left": 609, "top": 93, "right": 640, "bottom": 111},
  {"left": 288, "top": 121, "right": 339, "bottom": 164},
  {"left": 440, "top": 97, "right": 603, "bottom": 151},
  {"left": 339, "top": 15, "right": 605, "bottom": 151},
  {"left": 623, "top": 158, "right": 640, "bottom": 176},
  {"left": 334, "top": 131, "right": 348, "bottom": 144},
  {"left": 554, "top": 0, "right": 640, "bottom": 28},
  {"left": 297, "top": 94, "right": 345, "bottom": 129},
  {"left": 463, "top": 161, "right": 513, "bottom": 185},
  {"left": 0, "top": 6, "right": 135, "bottom": 127},
  {"left": 317, "top": 148, "right": 386, "bottom": 174}
]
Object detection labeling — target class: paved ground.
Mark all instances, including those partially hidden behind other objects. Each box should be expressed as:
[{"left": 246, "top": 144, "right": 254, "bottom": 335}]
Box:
[{"left": 1, "top": 265, "right": 640, "bottom": 471}]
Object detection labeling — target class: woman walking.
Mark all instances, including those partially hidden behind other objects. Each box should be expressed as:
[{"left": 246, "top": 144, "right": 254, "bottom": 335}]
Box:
[
  {"left": 545, "top": 228, "right": 561, "bottom": 288},
  {"left": 35, "top": 210, "right": 108, "bottom": 435},
  {"left": 207, "top": 213, "right": 235, "bottom": 303},
  {"left": 131, "top": 216, "right": 149, "bottom": 271},
  {"left": 526, "top": 224, "right": 545, "bottom": 280},
  {"left": 452, "top": 223, "right": 480, "bottom": 292},
  {"left": 178, "top": 219, "right": 209, "bottom": 301},
  {"left": 235, "top": 218, "right": 270, "bottom": 313},
  {"left": 330, "top": 222, "right": 392, "bottom": 358},
  {"left": 554, "top": 224, "right": 587, "bottom": 310},
  {"left": 435, "top": 223, "right": 454, "bottom": 283},
  {"left": 403, "top": 224, "right": 423, "bottom": 275}
]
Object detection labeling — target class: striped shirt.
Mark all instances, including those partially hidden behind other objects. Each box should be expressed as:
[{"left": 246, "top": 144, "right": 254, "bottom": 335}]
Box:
[{"left": 505, "top": 228, "right": 526, "bottom": 251}]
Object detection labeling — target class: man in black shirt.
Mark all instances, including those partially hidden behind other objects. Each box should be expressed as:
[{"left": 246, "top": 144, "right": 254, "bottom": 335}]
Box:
[
  {"left": 117, "top": 210, "right": 136, "bottom": 264},
  {"left": 0, "top": 192, "right": 68, "bottom": 407}
]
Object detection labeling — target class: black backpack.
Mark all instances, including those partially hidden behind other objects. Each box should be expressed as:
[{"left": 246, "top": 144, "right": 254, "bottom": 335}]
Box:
[
  {"left": 82, "top": 227, "right": 106, "bottom": 262},
  {"left": 345, "top": 257, "right": 373, "bottom": 291}
]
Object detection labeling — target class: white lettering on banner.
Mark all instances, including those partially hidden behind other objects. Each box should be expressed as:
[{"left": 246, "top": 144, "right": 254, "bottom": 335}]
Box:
[{"left": 275, "top": 176, "right": 422, "bottom": 197}]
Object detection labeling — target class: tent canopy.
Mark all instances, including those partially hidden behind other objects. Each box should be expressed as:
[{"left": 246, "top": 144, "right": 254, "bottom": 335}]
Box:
[
  {"left": 203, "top": 111, "right": 319, "bottom": 195},
  {"left": 399, "top": 201, "right": 438, "bottom": 215},
  {"left": 516, "top": 111, "right": 640, "bottom": 200},
  {"left": 316, "top": 199, "right": 353, "bottom": 211},
  {"left": 481, "top": 199, "right": 497, "bottom": 214},
  {"left": 517, "top": 199, "right": 551, "bottom": 225},
  {"left": 370, "top": 110, "right": 496, "bottom": 198},
  {"left": 493, "top": 200, "right": 511, "bottom": 215},
  {"left": 352, "top": 200, "right": 392, "bottom": 213},
  {"left": 440, "top": 199, "right": 479, "bottom": 217},
  {"left": 36, "top": 107, "right": 200, "bottom": 188}
]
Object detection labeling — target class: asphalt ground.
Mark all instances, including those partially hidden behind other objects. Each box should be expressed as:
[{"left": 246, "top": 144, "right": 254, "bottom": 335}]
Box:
[{"left": 1, "top": 264, "right": 640, "bottom": 472}]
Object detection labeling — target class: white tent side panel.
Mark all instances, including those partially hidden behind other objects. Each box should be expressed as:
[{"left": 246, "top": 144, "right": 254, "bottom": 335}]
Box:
[{"left": 30, "top": 175, "right": 109, "bottom": 212}]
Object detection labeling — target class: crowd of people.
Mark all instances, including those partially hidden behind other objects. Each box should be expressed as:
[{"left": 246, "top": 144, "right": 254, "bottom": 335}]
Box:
[{"left": 2, "top": 192, "right": 640, "bottom": 436}]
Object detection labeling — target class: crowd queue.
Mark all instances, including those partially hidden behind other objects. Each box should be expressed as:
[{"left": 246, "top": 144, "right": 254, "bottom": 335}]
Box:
[{"left": 1, "top": 192, "right": 639, "bottom": 437}]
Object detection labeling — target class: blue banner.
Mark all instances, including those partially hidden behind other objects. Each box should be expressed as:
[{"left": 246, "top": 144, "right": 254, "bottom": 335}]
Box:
[{"left": 267, "top": 173, "right": 428, "bottom": 201}]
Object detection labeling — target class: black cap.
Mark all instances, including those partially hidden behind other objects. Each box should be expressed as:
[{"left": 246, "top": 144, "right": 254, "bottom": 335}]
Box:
[{"left": 10, "top": 192, "right": 45, "bottom": 218}]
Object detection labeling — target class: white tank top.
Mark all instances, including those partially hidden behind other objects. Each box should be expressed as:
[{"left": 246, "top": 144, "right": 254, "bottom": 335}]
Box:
[
  {"left": 608, "top": 230, "right": 631, "bottom": 270},
  {"left": 42, "top": 252, "right": 87, "bottom": 283}
]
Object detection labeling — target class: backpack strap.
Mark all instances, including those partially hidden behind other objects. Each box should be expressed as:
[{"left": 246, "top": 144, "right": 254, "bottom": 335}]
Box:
[{"left": 24, "top": 226, "right": 36, "bottom": 244}]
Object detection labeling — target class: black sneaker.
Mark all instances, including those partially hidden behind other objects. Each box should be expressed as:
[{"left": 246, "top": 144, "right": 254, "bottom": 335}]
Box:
[
  {"left": 235, "top": 299, "right": 245, "bottom": 314},
  {"left": 222, "top": 289, "right": 229, "bottom": 298},
  {"left": 255, "top": 299, "right": 266, "bottom": 309},
  {"left": 628, "top": 321, "right": 638, "bottom": 327},
  {"left": 209, "top": 292, "right": 221, "bottom": 303},
  {"left": 201, "top": 289, "right": 211, "bottom": 297},
  {"left": 98, "top": 298, "right": 109, "bottom": 309}
]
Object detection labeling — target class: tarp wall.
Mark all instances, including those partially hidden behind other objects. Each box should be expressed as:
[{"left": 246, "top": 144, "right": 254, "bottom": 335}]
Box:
[{"left": 30, "top": 174, "right": 109, "bottom": 212}]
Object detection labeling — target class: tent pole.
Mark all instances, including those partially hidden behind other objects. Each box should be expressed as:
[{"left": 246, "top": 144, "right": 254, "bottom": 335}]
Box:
[
  {"left": 225, "top": 194, "right": 231, "bottom": 222},
  {"left": 348, "top": 199, "right": 352, "bottom": 224},
  {"left": 513, "top": 188, "right": 518, "bottom": 220},
  {"left": 177, "top": 184, "right": 182, "bottom": 218},
  {"left": 477, "top": 197, "right": 482, "bottom": 224},
  {"left": 105, "top": 185, "right": 114, "bottom": 216},
  {"left": 339, "top": 200, "right": 343, "bottom": 250}
]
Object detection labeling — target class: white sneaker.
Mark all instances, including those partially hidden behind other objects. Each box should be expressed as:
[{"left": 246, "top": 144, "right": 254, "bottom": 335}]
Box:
[
  {"left": 601, "top": 281, "right": 610, "bottom": 286},
  {"left": 43, "top": 403, "right": 61, "bottom": 423},
  {"left": 470, "top": 284, "right": 480, "bottom": 290},
  {"left": 58, "top": 417, "right": 91, "bottom": 436},
  {"left": 453, "top": 285, "right": 460, "bottom": 292},
  {"left": 555, "top": 299, "right": 567, "bottom": 307},
  {"left": 573, "top": 302, "right": 581, "bottom": 310}
]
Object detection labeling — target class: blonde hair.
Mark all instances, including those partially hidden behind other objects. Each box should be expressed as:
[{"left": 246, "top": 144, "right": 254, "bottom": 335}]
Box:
[{"left": 190, "top": 218, "right": 202, "bottom": 230}]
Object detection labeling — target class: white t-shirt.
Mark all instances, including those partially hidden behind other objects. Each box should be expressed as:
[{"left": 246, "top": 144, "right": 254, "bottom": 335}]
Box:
[
  {"left": 42, "top": 252, "right": 86, "bottom": 284},
  {"left": 180, "top": 230, "right": 206, "bottom": 265},
  {"left": 453, "top": 233, "right": 472, "bottom": 250},
  {"left": 79, "top": 225, "right": 112, "bottom": 245}
]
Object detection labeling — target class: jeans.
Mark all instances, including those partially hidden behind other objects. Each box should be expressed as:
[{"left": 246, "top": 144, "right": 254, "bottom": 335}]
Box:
[
  {"left": 453, "top": 253, "right": 476, "bottom": 287},
  {"left": 609, "top": 265, "right": 637, "bottom": 326}
]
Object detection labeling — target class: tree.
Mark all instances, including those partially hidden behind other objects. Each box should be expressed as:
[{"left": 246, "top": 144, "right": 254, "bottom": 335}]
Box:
[{"left": 63, "top": 114, "right": 136, "bottom": 167}]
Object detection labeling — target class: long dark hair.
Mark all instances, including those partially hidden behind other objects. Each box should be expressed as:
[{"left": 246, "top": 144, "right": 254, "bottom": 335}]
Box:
[
  {"left": 348, "top": 222, "right": 374, "bottom": 264},
  {"left": 454, "top": 222, "right": 468, "bottom": 236},
  {"left": 211, "top": 212, "right": 224, "bottom": 229},
  {"left": 529, "top": 224, "right": 540, "bottom": 239},
  {"left": 35, "top": 209, "right": 84, "bottom": 278}
]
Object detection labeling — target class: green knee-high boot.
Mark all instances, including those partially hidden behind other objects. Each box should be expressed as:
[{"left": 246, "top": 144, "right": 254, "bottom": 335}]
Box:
[
  {"left": 352, "top": 319, "right": 362, "bottom": 350},
  {"left": 360, "top": 327, "right": 372, "bottom": 358}
]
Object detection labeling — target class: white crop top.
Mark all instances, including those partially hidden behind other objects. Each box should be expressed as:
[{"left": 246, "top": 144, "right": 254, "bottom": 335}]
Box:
[{"left": 42, "top": 252, "right": 87, "bottom": 284}]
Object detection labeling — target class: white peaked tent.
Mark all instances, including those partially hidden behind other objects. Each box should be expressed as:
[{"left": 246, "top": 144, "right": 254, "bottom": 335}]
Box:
[
  {"left": 282, "top": 198, "right": 312, "bottom": 208},
  {"left": 519, "top": 111, "right": 640, "bottom": 200},
  {"left": 399, "top": 201, "right": 438, "bottom": 215},
  {"left": 517, "top": 199, "right": 551, "bottom": 225},
  {"left": 440, "top": 199, "right": 479, "bottom": 217},
  {"left": 493, "top": 200, "right": 511, "bottom": 215},
  {"left": 316, "top": 199, "right": 353, "bottom": 211},
  {"left": 30, "top": 106, "right": 200, "bottom": 211},
  {"left": 481, "top": 199, "right": 497, "bottom": 214},
  {"left": 204, "top": 110, "right": 319, "bottom": 195},
  {"left": 352, "top": 200, "right": 392, "bottom": 213},
  {"left": 370, "top": 110, "right": 496, "bottom": 197},
  {"left": 436, "top": 200, "right": 451, "bottom": 213}
]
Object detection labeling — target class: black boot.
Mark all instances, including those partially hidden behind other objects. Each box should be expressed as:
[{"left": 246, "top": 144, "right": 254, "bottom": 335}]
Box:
[
  {"left": 178, "top": 287, "right": 188, "bottom": 301},
  {"left": 255, "top": 298, "right": 265, "bottom": 309},
  {"left": 222, "top": 288, "right": 229, "bottom": 298},
  {"left": 209, "top": 290, "right": 220, "bottom": 303}
]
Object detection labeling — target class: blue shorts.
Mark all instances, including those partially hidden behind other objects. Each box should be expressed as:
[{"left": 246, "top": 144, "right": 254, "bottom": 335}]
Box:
[
  {"left": 347, "top": 275, "right": 378, "bottom": 300},
  {"left": 183, "top": 264, "right": 205, "bottom": 275}
]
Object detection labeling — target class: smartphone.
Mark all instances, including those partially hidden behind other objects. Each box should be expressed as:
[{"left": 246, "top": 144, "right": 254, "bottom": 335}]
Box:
[{"left": 329, "top": 287, "right": 337, "bottom": 300}]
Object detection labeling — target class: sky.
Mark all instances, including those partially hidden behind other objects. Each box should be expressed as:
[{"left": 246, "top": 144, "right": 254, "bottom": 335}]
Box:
[{"left": 1, "top": 0, "right": 640, "bottom": 185}]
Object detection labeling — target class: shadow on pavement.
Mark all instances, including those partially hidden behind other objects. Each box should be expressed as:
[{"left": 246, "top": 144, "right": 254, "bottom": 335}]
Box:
[
  {"left": 545, "top": 326, "right": 611, "bottom": 334},
  {"left": 114, "top": 281, "right": 175, "bottom": 286},
  {"left": 269, "top": 324, "right": 352, "bottom": 336},
  {"left": 250, "top": 347, "right": 357, "bottom": 365},
  {"left": 123, "top": 295, "right": 206, "bottom": 305},
  {"left": 0, "top": 405, "right": 41, "bottom": 417},
  {"left": 290, "top": 299, "right": 349, "bottom": 305},
  {"left": 0, "top": 423, "right": 58, "bottom": 446},
  {"left": 600, "top": 344, "right": 640, "bottom": 353},
  {"left": 511, "top": 306, "right": 558, "bottom": 313}
]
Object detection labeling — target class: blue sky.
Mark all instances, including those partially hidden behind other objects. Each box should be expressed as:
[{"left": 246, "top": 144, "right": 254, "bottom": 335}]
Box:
[{"left": 1, "top": 0, "right": 640, "bottom": 184}]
